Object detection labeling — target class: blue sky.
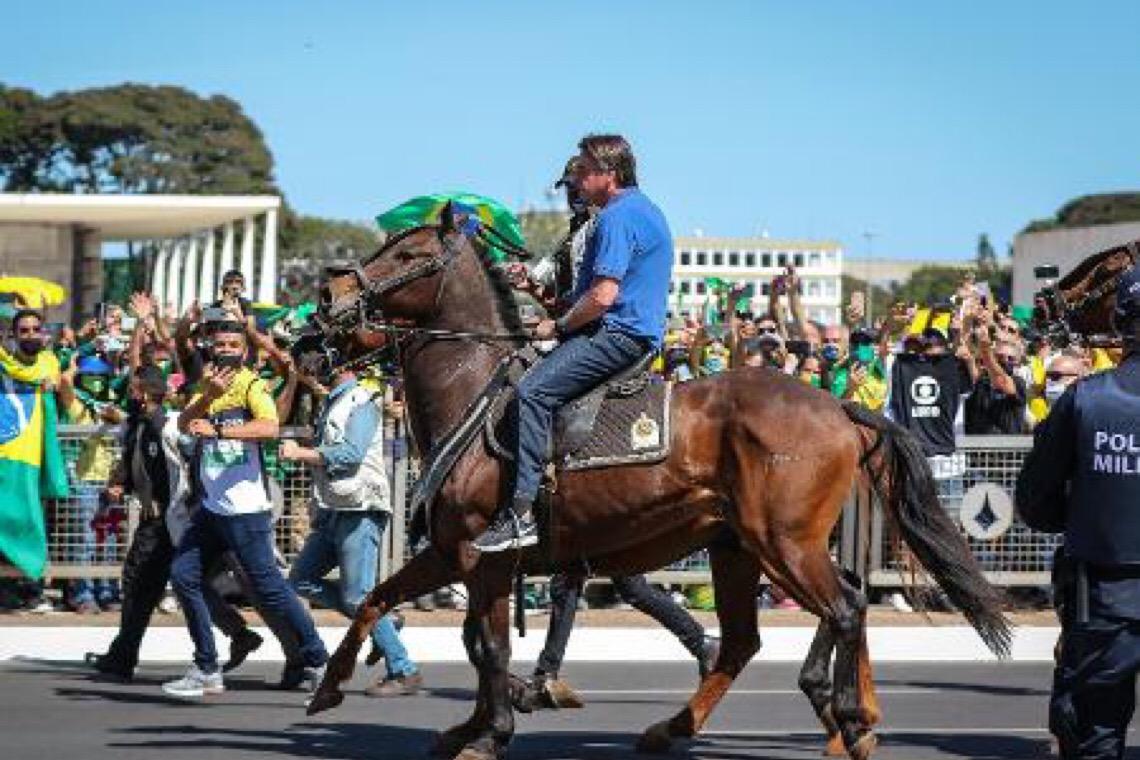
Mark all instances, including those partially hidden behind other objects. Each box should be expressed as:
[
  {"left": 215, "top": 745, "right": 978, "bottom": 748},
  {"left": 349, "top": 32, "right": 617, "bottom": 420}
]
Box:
[{"left": 3, "top": 1, "right": 1138, "bottom": 261}]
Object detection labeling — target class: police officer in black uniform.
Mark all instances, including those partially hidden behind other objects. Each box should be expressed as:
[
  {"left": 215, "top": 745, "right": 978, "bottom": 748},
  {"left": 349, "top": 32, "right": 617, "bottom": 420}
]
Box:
[{"left": 1016, "top": 262, "right": 1140, "bottom": 759}]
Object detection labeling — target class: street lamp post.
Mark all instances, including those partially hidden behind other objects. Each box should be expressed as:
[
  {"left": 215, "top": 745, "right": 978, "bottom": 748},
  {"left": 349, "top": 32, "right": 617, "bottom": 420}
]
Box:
[{"left": 863, "top": 231, "right": 878, "bottom": 326}]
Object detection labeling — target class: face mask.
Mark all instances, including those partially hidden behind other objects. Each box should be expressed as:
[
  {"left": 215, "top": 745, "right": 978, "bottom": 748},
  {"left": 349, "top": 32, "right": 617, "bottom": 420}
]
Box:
[
  {"left": 821, "top": 344, "right": 841, "bottom": 363},
  {"left": 1044, "top": 380, "right": 1067, "bottom": 405},
  {"left": 78, "top": 375, "right": 107, "bottom": 398},
  {"left": 704, "top": 356, "right": 726, "bottom": 374},
  {"left": 805, "top": 374, "right": 821, "bottom": 388},
  {"left": 18, "top": 338, "right": 42, "bottom": 356},
  {"left": 853, "top": 345, "right": 875, "bottom": 364}
]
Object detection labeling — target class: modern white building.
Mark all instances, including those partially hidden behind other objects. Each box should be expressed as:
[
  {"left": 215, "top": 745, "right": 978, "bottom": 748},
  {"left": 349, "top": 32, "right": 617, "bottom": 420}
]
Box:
[
  {"left": 0, "top": 193, "right": 281, "bottom": 321},
  {"left": 671, "top": 236, "right": 844, "bottom": 324}
]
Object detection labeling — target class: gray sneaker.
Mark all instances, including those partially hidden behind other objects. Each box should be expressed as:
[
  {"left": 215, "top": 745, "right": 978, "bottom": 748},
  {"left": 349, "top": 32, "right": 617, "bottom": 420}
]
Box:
[
  {"left": 162, "top": 665, "right": 224, "bottom": 698},
  {"left": 303, "top": 662, "right": 327, "bottom": 705}
]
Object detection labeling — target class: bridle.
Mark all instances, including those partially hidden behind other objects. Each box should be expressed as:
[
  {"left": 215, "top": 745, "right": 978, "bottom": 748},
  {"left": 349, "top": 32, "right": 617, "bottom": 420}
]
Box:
[{"left": 314, "top": 223, "right": 534, "bottom": 373}]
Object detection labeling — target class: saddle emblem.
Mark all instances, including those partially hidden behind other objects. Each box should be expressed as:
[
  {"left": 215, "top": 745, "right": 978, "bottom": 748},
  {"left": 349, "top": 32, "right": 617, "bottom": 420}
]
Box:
[{"left": 630, "top": 412, "right": 660, "bottom": 450}]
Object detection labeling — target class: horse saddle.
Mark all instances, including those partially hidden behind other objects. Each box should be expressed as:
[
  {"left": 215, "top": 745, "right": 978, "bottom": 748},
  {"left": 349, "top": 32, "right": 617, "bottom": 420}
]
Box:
[{"left": 487, "top": 351, "right": 672, "bottom": 472}]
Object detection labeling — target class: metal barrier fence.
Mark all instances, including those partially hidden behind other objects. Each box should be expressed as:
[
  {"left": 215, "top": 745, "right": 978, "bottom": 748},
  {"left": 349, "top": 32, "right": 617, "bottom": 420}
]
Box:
[
  {"left": 4, "top": 427, "right": 1052, "bottom": 590},
  {"left": 867, "top": 435, "right": 1059, "bottom": 588}
]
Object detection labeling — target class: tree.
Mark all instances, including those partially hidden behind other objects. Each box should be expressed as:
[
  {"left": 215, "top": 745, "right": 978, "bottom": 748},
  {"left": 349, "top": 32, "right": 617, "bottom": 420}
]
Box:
[
  {"left": 975, "top": 234, "right": 998, "bottom": 278},
  {"left": 518, "top": 208, "right": 568, "bottom": 259},
  {"left": 280, "top": 213, "right": 380, "bottom": 263},
  {"left": 1022, "top": 192, "right": 1140, "bottom": 234},
  {"left": 0, "top": 83, "right": 277, "bottom": 194},
  {"left": 892, "top": 265, "right": 972, "bottom": 306}
]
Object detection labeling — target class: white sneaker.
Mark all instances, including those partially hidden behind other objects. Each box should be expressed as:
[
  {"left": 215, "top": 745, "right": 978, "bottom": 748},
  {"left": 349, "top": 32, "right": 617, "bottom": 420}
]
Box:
[
  {"left": 162, "top": 665, "right": 225, "bottom": 698},
  {"left": 158, "top": 595, "right": 178, "bottom": 615},
  {"left": 888, "top": 592, "right": 914, "bottom": 613}
]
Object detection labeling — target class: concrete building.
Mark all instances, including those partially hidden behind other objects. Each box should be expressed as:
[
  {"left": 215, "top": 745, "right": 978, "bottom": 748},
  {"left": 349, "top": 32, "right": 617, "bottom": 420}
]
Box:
[
  {"left": 671, "top": 236, "right": 843, "bottom": 324},
  {"left": 0, "top": 194, "right": 281, "bottom": 323},
  {"left": 1012, "top": 221, "right": 1140, "bottom": 306},
  {"left": 852, "top": 258, "right": 972, "bottom": 291}
]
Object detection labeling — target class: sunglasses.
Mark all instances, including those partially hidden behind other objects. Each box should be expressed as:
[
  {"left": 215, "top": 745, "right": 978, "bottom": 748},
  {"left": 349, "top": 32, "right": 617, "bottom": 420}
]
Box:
[{"left": 1046, "top": 371, "right": 1079, "bottom": 381}]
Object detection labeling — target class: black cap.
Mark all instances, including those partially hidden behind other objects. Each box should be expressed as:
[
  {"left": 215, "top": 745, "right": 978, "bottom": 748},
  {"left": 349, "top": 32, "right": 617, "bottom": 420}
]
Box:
[{"left": 554, "top": 156, "right": 580, "bottom": 188}]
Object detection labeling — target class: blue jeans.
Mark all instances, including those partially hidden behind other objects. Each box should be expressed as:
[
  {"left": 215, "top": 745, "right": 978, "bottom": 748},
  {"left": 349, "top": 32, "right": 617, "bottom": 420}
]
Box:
[
  {"left": 171, "top": 508, "right": 328, "bottom": 674},
  {"left": 68, "top": 480, "right": 120, "bottom": 606},
  {"left": 513, "top": 325, "right": 650, "bottom": 501},
  {"left": 289, "top": 510, "right": 417, "bottom": 677}
]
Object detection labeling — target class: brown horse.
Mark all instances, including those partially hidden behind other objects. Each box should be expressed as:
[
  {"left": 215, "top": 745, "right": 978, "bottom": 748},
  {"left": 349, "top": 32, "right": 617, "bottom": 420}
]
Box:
[
  {"left": 1034, "top": 238, "right": 1140, "bottom": 347},
  {"left": 306, "top": 207, "right": 1011, "bottom": 760}
]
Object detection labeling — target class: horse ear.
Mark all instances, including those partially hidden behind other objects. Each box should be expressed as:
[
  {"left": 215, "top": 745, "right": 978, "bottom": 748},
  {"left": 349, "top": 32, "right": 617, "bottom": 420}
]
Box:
[{"left": 439, "top": 201, "right": 456, "bottom": 234}]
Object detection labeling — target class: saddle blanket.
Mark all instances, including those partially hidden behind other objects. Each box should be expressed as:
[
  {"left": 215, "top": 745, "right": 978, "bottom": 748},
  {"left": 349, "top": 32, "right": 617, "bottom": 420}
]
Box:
[{"left": 488, "top": 379, "right": 672, "bottom": 471}]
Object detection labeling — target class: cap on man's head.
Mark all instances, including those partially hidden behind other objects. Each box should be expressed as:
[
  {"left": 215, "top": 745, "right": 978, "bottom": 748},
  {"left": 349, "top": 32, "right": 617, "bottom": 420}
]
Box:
[
  {"left": 77, "top": 356, "right": 113, "bottom": 376},
  {"left": 1115, "top": 263, "right": 1140, "bottom": 324},
  {"left": 921, "top": 325, "right": 949, "bottom": 344},
  {"left": 554, "top": 156, "right": 580, "bottom": 188}
]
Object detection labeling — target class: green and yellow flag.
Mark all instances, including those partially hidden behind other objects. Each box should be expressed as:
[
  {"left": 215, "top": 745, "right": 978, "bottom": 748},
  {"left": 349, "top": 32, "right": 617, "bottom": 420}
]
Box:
[
  {"left": 376, "top": 193, "right": 524, "bottom": 263},
  {"left": 0, "top": 349, "right": 68, "bottom": 579}
]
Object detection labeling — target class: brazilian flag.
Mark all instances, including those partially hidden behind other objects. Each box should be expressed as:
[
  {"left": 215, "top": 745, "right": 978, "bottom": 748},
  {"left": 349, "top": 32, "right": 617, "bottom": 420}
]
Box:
[
  {"left": 376, "top": 193, "right": 525, "bottom": 263},
  {"left": 0, "top": 349, "right": 69, "bottom": 579}
]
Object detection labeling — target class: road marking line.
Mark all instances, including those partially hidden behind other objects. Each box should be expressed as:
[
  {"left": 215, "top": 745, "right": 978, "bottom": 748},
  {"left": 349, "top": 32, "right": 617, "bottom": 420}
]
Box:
[{"left": 579, "top": 688, "right": 940, "bottom": 696}]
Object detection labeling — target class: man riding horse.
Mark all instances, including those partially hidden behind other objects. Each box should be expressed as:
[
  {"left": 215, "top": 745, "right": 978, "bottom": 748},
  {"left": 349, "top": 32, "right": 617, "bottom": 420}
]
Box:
[{"left": 474, "top": 134, "right": 674, "bottom": 552}]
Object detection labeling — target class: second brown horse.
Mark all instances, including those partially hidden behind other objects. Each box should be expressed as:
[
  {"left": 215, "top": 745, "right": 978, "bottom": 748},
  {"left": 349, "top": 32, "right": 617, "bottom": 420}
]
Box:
[{"left": 306, "top": 207, "right": 1011, "bottom": 760}]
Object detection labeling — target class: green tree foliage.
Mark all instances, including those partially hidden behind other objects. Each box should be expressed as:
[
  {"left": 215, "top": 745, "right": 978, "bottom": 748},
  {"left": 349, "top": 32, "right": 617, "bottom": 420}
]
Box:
[
  {"left": 518, "top": 208, "right": 568, "bottom": 259},
  {"left": 1023, "top": 192, "right": 1140, "bottom": 234},
  {"left": 974, "top": 233, "right": 1011, "bottom": 301},
  {"left": 280, "top": 213, "right": 380, "bottom": 263},
  {"left": 892, "top": 265, "right": 973, "bottom": 306},
  {"left": 0, "top": 83, "right": 276, "bottom": 194}
]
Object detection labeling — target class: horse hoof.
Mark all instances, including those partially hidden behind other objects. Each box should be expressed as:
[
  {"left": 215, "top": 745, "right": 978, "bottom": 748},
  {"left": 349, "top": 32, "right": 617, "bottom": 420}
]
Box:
[
  {"left": 849, "top": 731, "right": 878, "bottom": 760},
  {"left": 546, "top": 678, "right": 585, "bottom": 709},
  {"left": 431, "top": 729, "right": 474, "bottom": 758},
  {"left": 823, "top": 732, "right": 846, "bottom": 757},
  {"left": 453, "top": 743, "right": 503, "bottom": 760},
  {"left": 305, "top": 687, "right": 344, "bottom": 716},
  {"left": 636, "top": 721, "right": 673, "bottom": 754}
]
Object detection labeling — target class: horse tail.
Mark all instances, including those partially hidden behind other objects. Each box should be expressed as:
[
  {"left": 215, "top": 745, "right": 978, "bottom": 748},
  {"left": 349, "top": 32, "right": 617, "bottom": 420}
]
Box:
[{"left": 841, "top": 401, "right": 1012, "bottom": 658}]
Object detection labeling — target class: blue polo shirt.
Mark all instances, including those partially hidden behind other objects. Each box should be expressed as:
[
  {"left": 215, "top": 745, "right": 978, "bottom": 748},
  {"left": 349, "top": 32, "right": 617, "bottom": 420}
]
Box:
[{"left": 572, "top": 188, "right": 673, "bottom": 349}]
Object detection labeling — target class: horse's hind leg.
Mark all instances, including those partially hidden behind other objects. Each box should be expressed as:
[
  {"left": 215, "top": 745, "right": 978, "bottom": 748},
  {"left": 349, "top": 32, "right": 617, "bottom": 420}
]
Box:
[
  {"left": 771, "top": 543, "right": 880, "bottom": 760},
  {"left": 799, "top": 621, "right": 845, "bottom": 756},
  {"left": 637, "top": 541, "right": 762, "bottom": 754}
]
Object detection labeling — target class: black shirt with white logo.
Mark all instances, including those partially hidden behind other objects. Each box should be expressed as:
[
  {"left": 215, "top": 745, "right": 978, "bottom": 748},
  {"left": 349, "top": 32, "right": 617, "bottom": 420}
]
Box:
[{"left": 888, "top": 354, "right": 973, "bottom": 457}]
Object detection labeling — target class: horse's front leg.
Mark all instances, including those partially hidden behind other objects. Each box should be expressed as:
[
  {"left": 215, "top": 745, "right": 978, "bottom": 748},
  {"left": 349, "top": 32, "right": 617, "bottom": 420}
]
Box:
[
  {"left": 450, "top": 557, "right": 516, "bottom": 760},
  {"left": 308, "top": 546, "right": 458, "bottom": 715}
]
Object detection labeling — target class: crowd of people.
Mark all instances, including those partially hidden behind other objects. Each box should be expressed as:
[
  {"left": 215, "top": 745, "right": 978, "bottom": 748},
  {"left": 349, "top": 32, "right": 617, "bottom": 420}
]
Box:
[
  {"left": 0, "top": 269, "right": 422, "bottom": 700},
  {"left": 656, "top": 268, "right": 1113, "bottom": 443},
  {"left": 0, "top": 260, "right": 1114, "bottom": 619}
]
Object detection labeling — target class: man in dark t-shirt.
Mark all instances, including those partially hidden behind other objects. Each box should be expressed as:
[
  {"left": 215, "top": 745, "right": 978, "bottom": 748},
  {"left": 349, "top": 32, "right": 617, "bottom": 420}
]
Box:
[
  {"left": 964, "top": 337, "right": 1028, "bottom": 435},
  {"left": 888, "top": 329, "right": 974, "bottom": 457}
]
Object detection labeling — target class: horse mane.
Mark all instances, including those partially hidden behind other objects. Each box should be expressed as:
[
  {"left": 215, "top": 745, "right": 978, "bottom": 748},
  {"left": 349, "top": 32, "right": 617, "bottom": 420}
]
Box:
[{"left": 363, "top": 222, "right": 528, "bottom": 335}]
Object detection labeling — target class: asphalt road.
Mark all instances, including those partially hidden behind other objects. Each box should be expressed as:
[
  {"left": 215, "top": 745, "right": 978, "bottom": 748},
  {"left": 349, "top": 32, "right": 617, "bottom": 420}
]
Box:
[{"left": 2, "top": 659, "right": 1137, "bottom": 759}]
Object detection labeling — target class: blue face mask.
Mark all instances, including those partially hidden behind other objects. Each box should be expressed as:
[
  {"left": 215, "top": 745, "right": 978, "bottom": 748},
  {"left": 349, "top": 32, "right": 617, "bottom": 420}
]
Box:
[
  {"left": 704, "top": 356, "right": 726, "bottom": 374},
  {"left": 821, "top": 344, "right": 841, "bottom": 363},
  {"left": 853, "top": 345, "right": 875, "bottom": 364}
]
